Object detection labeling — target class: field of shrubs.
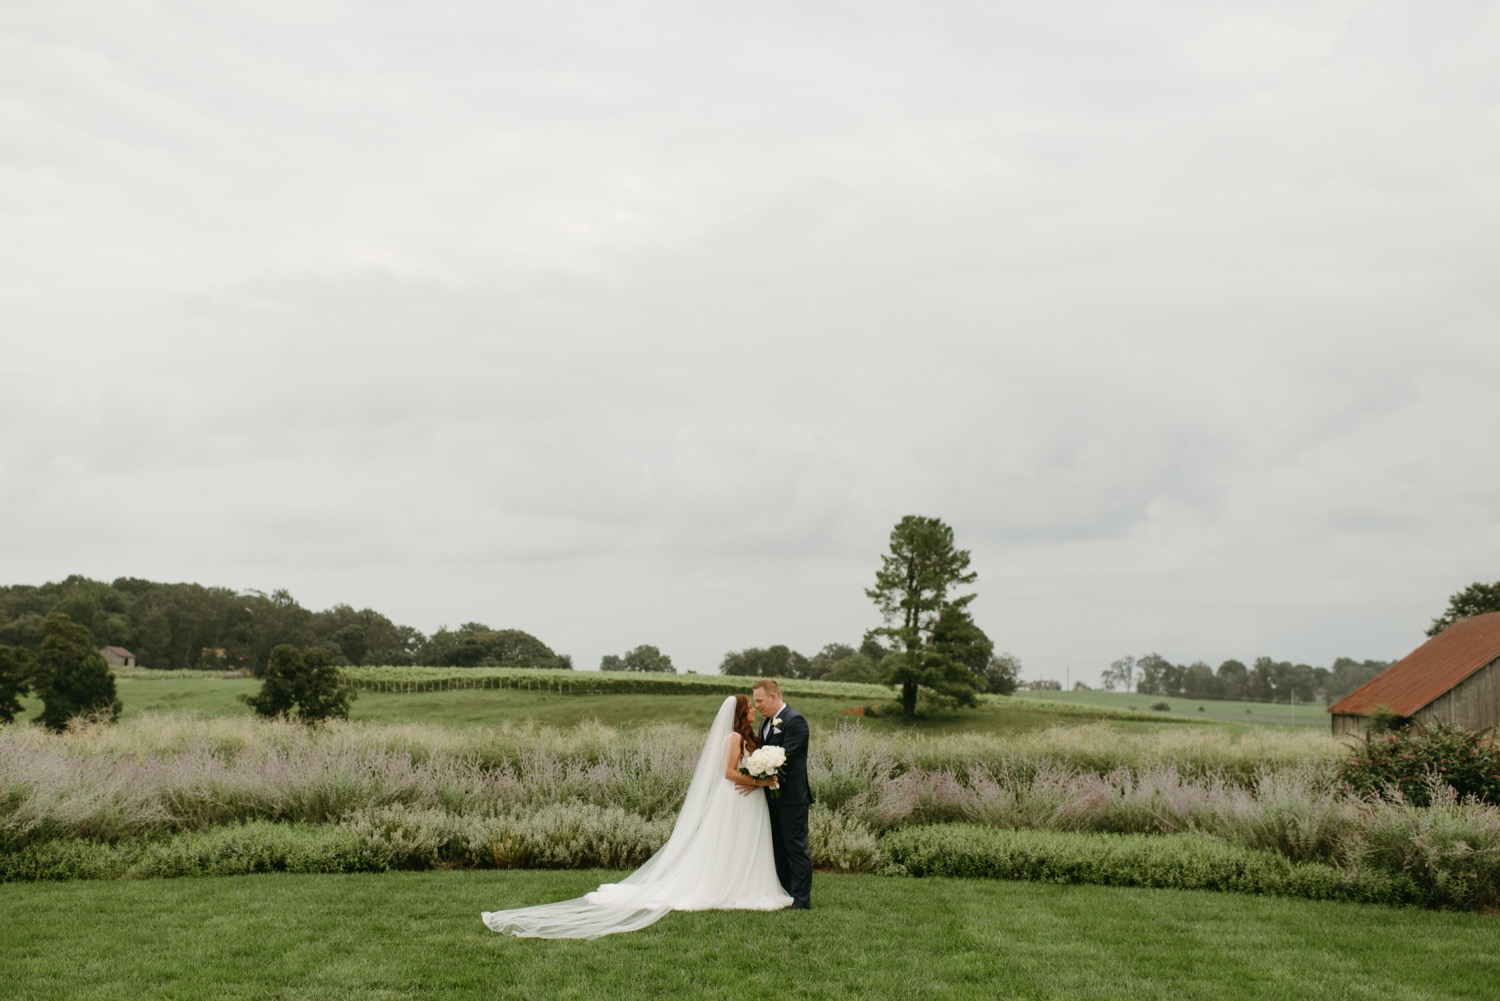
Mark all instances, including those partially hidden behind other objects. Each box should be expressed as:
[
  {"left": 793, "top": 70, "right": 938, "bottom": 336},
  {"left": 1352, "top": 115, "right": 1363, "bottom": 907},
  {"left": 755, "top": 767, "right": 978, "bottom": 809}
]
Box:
[{"left": 3, "top": 691, "right": 1497, "bottom": 909}]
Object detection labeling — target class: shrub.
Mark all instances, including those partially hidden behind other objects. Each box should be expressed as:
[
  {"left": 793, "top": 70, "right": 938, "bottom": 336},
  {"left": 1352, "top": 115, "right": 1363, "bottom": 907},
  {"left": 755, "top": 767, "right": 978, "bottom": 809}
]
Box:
[
  {"left": 879, "top": 825, "right": 1416, "bottom": 906},
  {"left": 0, "top": 823, "right": 381, "bottom": 881},
  {"left": 0, "top": 645, "right": 33, "bottom": 724},
  {"left": 1342, "top": 780, "right": 1500, "bottom": 909},
  {"left": 131, "top": 822, "right": 380, "bottom": 878},
  {"left": 1198, "top": 768, "right": 1358, "bottom": 864},
  {"left": 34, "top": 613, "right": 120, "bottom": 731},
  {"left": 1338, "top": 722, "right": 1500, "bottom": 806},
  {"left": 242, "top": 644, "right": 354, "bottom": 723},
  {"left": 341, "top": 802, "right": 672, "bottom": 871},
  {"left": 809, "top": 804, "right": 880, "bottom": 872}
]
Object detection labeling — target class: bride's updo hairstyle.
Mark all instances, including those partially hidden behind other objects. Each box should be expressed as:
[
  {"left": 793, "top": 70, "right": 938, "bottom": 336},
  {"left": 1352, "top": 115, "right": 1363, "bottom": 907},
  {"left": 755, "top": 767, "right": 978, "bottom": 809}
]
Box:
[{"left": 733, "top": 694, "right": 760, "bottom": 753}]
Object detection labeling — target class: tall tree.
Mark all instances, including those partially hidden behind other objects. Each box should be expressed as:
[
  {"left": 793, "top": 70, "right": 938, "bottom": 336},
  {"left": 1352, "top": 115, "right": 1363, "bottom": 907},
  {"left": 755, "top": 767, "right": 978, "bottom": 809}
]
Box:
[
  {"left": 975, "top": 652, "right": 1021, "bottom": 696},
  {"left": 1181, "top": 661, "right": 1220, "bottom": 699},
  {"left": 719, "top": 645, "right": 811, "bottom": 679},
  {"left": 1428, "top": 581, "right": 1500, "bottom": 636},
  {"left": 1326, "top": 656, "right": 1389, "bottom": 704},
  {"left": 1101, "top": 655, "right": 1135, "bottom": 692},
  {"left": 417, "top": 624, "right": 568, "bottom": 669},
  {"left": 243, "top": 644, "right": 300, "bottom": 717},
  {"left": 821, "top": 653, "right": 880, "bottom": 684},
  {"left": 0, "top": 645, "right": 33, "bottom": 723},
  {"left": 806, "top": 643, "right": 859, "bottom": 681},
  {"left": 35, "top": 612, "right": 121, "bottom": 731},
  {"left": 923, "top": 603, "right": 993, "bottom": 705},
  {"left": 295, "top": 646, "right": 354, "bottom": 722},
  {"left": 242, "top": 644, "right": 353, "bottom": 723},
  {"left": 1136, "top": 653, "right": 1173, "bottom": 695},
  {"left": 1216, "top": 659, "right": 1248, "bottom": 699},
  {"left": 602, "top": 644, "right": 676, "bottom": 673},
  {"left": 866, "top": 515, "right": 980, "bottom": 717}
]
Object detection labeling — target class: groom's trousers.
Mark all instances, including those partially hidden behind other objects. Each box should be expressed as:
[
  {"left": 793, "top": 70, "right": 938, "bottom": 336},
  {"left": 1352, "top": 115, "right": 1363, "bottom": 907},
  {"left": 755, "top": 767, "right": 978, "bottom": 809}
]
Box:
[{"left": 768, "top": 801, "right": 812, "bottom": 909}]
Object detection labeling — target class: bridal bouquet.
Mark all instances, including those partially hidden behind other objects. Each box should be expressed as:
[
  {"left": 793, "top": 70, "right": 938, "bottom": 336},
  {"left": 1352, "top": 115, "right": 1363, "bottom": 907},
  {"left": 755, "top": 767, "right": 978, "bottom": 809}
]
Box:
[{"left": 741, "top": 745, "right": 787, "bottom": 798}]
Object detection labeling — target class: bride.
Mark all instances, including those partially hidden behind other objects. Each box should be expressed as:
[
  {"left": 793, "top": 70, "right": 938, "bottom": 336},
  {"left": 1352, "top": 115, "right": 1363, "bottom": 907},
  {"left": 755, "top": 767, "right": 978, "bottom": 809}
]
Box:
[{"left": 482, "top": 694, "right": 792, "bottom": 938}]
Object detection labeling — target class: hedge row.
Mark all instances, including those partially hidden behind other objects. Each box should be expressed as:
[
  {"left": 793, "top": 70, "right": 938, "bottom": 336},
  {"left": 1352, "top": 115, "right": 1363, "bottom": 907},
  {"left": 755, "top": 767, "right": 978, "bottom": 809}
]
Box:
[
  {"left": 10, "top": 810, "right": 1492, "bottom": 910},
  {"left": 338, "top": 666, "right": 892, "bottom": 701},
  {"left": 879, "top": 824, "right": 1424, "bottom": 906}
]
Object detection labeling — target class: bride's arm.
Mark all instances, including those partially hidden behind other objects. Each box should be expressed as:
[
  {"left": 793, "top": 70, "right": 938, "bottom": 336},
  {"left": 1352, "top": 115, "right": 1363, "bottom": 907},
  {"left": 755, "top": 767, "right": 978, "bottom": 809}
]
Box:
[{"left": 723, "top": 733, "right": 774, "bottom": 786}]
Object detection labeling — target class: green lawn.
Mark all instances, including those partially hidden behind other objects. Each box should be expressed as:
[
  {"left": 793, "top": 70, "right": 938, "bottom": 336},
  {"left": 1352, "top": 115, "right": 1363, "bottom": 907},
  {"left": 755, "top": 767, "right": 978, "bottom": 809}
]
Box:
[
  {"left": 1015, "top": 688, "right": 1332, "bottom": 729},
  {"left": 16, "top": 675, "right": 1207, "bottom": 736},
  {"left": 0, "top": 870, "right": 1492, "bottom": 1000}
]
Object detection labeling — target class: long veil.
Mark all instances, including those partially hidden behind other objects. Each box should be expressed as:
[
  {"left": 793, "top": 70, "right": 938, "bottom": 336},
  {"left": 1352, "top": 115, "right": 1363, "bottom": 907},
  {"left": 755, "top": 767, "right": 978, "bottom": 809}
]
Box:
[{"left": 481, "top": 695, "right": 739, "bottom": 939}]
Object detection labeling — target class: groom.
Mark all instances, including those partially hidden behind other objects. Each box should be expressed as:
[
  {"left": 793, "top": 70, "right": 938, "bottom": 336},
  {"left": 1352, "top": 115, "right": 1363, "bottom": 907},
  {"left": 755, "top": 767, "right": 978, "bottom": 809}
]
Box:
[{"left": 750, "top": 678, "right": 812, "bottom": 910}]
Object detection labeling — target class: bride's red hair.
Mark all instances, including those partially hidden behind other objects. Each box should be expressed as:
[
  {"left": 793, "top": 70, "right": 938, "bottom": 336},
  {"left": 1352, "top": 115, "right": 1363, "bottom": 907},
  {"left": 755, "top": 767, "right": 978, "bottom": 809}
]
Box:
[{"left": 733, "top": 694, "right": 760, "bottom": 752}]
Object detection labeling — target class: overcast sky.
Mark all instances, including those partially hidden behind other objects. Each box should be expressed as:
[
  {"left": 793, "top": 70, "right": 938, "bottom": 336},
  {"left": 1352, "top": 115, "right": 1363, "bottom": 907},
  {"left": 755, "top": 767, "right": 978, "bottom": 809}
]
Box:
[{"left": 5, "top": 2, "right": 1498, "bottom": 682}]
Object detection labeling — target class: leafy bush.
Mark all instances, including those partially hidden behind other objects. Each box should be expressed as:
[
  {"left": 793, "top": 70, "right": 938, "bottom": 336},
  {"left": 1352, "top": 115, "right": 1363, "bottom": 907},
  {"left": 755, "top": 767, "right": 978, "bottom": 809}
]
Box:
[
  {"left": 0, "top": 823, "right": 381, "bottom": 881},
  {"left": 0, "top": 645, "right": 33, "bottom": 724},
  {"left": 342, "top": 802, "right": 672, "bottom": 871},
  {"left": 34, "top": 612, "right": 120, "bottom": 731},
  {"left": 1342, "top": 780, "right": 1500, "bottom": 909},
  {"left": 242, "top": 644, "right": 353, "bottom": 723},
  {"left": 879, "top": 825, "right": 1416, "bottom": 906},
  {"left": 809, "top": 804, "right": 880, "bottom": 873},
  {"left": 10, "top": 712, "right": 1497, "bottom": 908},
  {"left": 1198, "top": 769, "right": 1358, "bottom": 863},
  {"left": 1338, "top": 722, "right": 1500, "bottom": 806}
]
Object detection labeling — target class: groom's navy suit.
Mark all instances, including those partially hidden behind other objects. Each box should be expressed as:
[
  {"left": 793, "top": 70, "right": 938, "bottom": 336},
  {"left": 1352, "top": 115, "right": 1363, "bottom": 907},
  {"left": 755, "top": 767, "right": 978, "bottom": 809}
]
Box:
[{"left": 760, "top": 704, "right": 813, "bottom": 909}]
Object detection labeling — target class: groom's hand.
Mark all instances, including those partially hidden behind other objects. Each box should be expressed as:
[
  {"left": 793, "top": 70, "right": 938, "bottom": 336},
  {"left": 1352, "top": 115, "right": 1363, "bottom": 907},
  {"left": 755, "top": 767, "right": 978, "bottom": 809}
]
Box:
[{"left": 735, "top": 784, "right": 757, "bottom": 797}]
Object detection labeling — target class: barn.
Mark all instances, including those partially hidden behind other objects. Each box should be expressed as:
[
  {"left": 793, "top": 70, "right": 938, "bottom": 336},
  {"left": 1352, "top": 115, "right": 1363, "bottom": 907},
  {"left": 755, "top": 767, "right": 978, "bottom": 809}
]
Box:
[
  {"left": 1327, "top": 611, "right": 1500, "bottom": 737},
  {"left": 100, "top": 646, "right": 136, "bottom": 668}
]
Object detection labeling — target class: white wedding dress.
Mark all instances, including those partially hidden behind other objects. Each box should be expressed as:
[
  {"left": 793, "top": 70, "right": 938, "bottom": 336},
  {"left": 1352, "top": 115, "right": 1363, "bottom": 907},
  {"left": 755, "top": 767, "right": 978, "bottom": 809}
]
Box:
[{"left": 481, "top": 696, "right": 793, "bottom": 938}]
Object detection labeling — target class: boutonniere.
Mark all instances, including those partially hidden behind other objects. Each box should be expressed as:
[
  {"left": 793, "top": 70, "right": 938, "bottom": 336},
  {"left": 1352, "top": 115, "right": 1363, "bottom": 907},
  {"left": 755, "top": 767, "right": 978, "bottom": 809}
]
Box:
[{"left": 772, "top": 717, "right": 783, "bottom": 730}]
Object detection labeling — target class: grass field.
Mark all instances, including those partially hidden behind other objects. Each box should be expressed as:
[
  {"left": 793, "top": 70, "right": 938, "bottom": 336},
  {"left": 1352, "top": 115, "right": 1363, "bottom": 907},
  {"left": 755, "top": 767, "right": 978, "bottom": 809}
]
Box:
[
  {"left": 2, "top": 870, "right": 1494, "bottom": 1001},
  {"left": 5, "top": 667, "right": 1494, "bottom": 998},
  {"left": 13, "top": 673, "right": 1233, "bottom": 737},
  {"left": 1014, "top": 688, "right": 1331, "bottom": 729}
]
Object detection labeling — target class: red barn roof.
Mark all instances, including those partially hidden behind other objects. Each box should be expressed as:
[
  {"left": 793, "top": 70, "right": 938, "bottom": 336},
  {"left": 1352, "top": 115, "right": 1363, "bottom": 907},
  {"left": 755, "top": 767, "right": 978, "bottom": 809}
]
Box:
[{"left": 1328, "top": 611, "right": 1500, "bottom": 718}]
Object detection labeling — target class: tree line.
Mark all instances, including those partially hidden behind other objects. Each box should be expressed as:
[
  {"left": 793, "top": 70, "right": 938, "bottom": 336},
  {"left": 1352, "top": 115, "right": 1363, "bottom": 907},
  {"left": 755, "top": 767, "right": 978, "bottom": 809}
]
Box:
[
  {"left": 1098, "top": 653, "right": 1391, "bottom": 706},
  {"left": 12, "top": 563, "right": 1494, "bottom": 731},
  {"left": 719, "top": 638, "right": 1020, "bottom": 695},
  {"left": 1095, "top": 581, "right": 1500, "bottom": 706},
  {"left": 0, "top": 576, "right": 569, "bottom": 676}
]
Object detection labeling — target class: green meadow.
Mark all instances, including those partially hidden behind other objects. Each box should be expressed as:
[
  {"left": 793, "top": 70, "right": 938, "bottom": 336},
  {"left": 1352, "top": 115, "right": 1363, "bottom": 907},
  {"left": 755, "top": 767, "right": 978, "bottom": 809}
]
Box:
[
  {"left": 14, "top": 669, "right": 1225, "bottom": 735},
  {"left": 4, "top": 668, "right": 1494, "bottom": 1001},
  {"left": 1013, "top": 688, "right": 1332, "bottom": 729},
  {"left": 3, "top": 870, "right": 1495, "bottom": 1001}
]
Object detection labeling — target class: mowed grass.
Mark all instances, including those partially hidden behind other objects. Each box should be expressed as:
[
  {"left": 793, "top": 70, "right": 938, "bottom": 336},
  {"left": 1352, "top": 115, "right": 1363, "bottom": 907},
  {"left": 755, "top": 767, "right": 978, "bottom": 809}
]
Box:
[
  {"left": 1, "top": 870, "right": 1493, "bottom": 1001},
  {"left": 15, "top": 674, "right": 1197, "bottom": 736},
  {"left": 1014, "top": 688, "right": 1332, "bottom": 729}
]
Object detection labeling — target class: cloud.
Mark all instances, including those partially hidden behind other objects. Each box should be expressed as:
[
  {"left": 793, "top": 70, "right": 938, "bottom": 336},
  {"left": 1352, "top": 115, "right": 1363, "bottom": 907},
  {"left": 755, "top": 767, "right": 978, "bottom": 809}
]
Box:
[{"left": 4, "top": 1, "right": 1499, "bottom": 678}]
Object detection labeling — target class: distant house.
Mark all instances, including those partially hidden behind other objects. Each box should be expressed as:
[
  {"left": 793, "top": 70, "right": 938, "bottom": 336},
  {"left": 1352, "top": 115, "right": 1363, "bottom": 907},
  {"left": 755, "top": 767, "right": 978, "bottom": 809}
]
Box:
[
  {"left": 100, "top": 646, "right": 136, "bottom": 668},
  {"left": 1327, "top": 612, "right": 1500, "bottom": 736}
]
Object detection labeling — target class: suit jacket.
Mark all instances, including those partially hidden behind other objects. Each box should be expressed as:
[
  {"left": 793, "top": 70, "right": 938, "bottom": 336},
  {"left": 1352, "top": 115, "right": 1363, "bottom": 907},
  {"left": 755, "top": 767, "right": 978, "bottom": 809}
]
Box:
[{"left": 759, "top": 704, "right": 813, "bottom": 805}]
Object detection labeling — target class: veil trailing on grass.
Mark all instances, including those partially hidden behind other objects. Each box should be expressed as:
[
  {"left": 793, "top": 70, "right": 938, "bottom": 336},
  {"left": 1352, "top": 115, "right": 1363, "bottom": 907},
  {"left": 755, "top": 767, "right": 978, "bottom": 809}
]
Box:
[{"left": 483, "top": 695, "right": 773, "bottom": 939}]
